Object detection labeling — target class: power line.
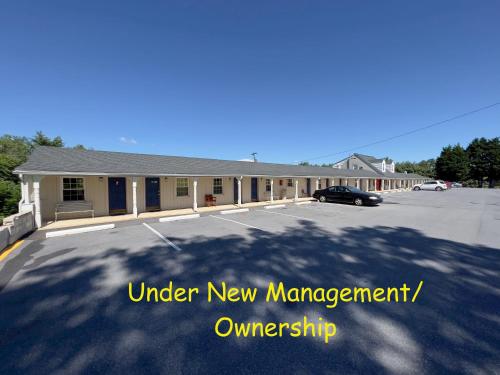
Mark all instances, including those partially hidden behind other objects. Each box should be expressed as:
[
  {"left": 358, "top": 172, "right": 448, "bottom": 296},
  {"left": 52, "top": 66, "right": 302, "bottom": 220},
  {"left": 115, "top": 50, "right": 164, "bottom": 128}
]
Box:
[{"left": 298, "top": 102, "right": 500, "bottom": 163}]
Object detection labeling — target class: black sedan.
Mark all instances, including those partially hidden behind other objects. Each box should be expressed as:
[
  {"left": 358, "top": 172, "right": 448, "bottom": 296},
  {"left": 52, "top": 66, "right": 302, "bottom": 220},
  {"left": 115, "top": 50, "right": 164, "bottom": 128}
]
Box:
[{"left": 312, "top": 186, "right": 383, "bottom": 206}]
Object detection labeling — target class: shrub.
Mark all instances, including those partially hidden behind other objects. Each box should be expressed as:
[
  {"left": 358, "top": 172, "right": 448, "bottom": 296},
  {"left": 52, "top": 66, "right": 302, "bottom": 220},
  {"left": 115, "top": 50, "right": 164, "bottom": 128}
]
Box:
[{"left": 0, "top": 180, "right": 21, "bottom": 217}]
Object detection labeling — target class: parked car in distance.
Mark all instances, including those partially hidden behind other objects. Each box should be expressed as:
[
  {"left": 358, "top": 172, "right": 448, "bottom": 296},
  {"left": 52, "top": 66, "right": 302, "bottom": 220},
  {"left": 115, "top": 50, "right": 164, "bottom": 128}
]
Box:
[
  {"left": 313, "top": 186, "right": 383, "bottom": 206},
  {"left": 451, "top": 182, "right": 463, "bottom": 188},
  {"left": 413, "top": 180, "right": 448, "bottom": 191}
]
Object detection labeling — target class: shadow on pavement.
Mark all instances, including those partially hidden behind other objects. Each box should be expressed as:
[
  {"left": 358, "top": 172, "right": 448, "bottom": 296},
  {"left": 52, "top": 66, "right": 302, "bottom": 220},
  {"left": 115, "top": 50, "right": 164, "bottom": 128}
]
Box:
[{"left": 0, "top": 222, "right": 499, "bottom": 374}]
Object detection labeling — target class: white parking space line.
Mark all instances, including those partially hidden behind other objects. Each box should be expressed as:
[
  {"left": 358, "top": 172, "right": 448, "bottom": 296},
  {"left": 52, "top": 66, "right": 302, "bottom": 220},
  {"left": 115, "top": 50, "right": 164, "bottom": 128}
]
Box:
[
  {"left": 255, "top": 209, "right": 315, "bottom": 222},
  {"left": 142, "top": 223, "right": 182, "bottom": 251},
  {"left": 209, "top": 215, "right": 265, "bottom": 231}
]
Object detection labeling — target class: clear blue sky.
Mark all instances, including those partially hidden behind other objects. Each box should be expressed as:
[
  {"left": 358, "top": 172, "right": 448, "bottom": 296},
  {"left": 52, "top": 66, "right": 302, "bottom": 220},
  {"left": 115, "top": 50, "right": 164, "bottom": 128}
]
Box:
[{"left": 1, "top": 1, "right": 499, "bottom": 164}]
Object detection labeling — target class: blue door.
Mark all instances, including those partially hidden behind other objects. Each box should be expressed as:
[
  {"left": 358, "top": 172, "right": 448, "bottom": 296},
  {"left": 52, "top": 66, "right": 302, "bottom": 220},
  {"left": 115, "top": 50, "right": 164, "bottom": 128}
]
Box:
[
  {"left": 233, "top": 178, "right": 238, "bottom": 204},
  {"left": 251, "top": 178, "right": 258, "bottom": 201},
  {"left": 108, "top": 177, "right": 127, "bottom": 215},
  {"left": 146, "top": 177, "right": 161, "bottom": 211},
  {"left": 306, "top": 178, "right": 311, "bottom": 196}
]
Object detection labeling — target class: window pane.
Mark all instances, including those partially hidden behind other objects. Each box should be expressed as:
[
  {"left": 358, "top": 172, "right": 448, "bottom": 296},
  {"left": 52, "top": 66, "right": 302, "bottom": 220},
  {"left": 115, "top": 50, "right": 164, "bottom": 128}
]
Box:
[
  {"left": 213, "top": 178, "right": 223, "bottom": 194},
  {"left": 176, "top": 178, "right": 189, "bottom": 196},
  {"left": 62, "top": 178, "right": 85, "bottom": 201},
  {"left": 265, "top": 179, "right": 271, "bottom": 192}
]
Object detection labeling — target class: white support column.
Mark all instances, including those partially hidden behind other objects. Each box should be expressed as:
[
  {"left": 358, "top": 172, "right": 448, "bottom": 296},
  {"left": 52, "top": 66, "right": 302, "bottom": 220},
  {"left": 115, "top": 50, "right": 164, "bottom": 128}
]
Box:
[
  {"left": 270, "top": 178, "right": 274, "bottom": 202},
  {"left": 315, "top": 178, "right": 319, "bottom": 191},
  {"left": 237, "top": 176, "right": 242, "bottom": 207},
  {"left": 19, "top": 174, "right": 26, "bottom": 203},
  {"left": 356, "top": 179, "right": 360, "bottom": 189},
  {"left": 24, "top": 177, "right": 31, "bottom": 203},
  {"left": 33, "top": 176, "right": 42, "bottom": 228},
  {"left": 132, "top": 177, "right": 138, "bottom": 217},
  {"left": 294, "top": 179, "right": 299, "bottom": 201},
  {"left": 193, "top": 178, "right": 198, "bottom": 212}
]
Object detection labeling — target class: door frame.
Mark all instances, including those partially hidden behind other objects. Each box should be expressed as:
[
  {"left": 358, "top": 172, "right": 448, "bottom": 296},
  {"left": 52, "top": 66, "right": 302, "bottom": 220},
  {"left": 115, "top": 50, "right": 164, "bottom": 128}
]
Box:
[
  {"left": 233, "top": 178, "right": 238, "bottom": 204},
  {"left": 251, "top": 177, "right": 258, "bottom": 202},
  {"left": 145, "top": 177, "right": 161, "bottom": 212},
  {"left": 108, "top": 177, "right": 127, "bottom": 215}
]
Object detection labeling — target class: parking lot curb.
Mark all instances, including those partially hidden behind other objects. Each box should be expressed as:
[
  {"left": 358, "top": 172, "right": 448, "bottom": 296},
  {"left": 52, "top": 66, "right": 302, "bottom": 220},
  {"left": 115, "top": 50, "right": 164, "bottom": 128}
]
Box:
[
  {"left": 159, "top": 213, "right": 200, "bottom": 222},
  {"left": 220, "top": 208, "right": 249, "bottom": 215},
  {"left": 264, "top": 204, "right": 286, "bottom": 209},
  {"left": 295, "top": 201, "right": 312, "bottom": 205},
  {"left": 45, "top": 224, "right": 115, "bottom": 238}
]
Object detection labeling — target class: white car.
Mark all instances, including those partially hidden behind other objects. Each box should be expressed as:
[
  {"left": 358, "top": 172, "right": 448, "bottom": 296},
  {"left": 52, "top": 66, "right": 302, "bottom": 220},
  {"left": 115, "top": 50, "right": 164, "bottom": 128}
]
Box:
[{"left": 413, "top": 180, "right": 448, "bottom": 191}]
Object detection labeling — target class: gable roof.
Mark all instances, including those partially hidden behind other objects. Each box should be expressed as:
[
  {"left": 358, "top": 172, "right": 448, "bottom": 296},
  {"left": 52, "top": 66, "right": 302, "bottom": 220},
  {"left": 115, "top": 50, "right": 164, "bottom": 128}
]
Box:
[
  {"left": 14, "top": 146, "right": 409, "bottom": 178},
  {"left": 350, "top": 154, "right": 384, "bottom": 174},
  {"left": 354, "top": 153, "right": 393, "bottom": 164}
]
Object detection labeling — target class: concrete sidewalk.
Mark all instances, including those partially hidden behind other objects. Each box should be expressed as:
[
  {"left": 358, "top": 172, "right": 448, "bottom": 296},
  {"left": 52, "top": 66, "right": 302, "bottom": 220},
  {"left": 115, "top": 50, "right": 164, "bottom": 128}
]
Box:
[{"left": 40, "top": 197, "right": 314, "bottom": 230}]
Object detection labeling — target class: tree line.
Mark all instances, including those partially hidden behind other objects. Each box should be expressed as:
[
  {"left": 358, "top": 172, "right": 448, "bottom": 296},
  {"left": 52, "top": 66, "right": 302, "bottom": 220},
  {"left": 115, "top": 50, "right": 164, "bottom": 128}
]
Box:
[
  {"left": 0, "top": 132, "right": 84, "bottom": 220},
  {"left": 396, "top": 137, "right": 500, "bottom": 187}
]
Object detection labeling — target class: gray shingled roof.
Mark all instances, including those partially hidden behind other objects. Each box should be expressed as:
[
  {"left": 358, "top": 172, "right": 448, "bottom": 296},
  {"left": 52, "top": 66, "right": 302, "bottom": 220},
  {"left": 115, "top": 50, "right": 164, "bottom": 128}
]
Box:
[{"left": 14, "top": 147, "right": 426, "bottom": 179}]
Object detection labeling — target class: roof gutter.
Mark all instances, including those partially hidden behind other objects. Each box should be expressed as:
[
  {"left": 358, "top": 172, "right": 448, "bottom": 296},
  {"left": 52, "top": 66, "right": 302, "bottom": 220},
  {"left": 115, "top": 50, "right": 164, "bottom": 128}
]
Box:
[{"left": 13, "top": 169, "right": 385, "bottom": 179}]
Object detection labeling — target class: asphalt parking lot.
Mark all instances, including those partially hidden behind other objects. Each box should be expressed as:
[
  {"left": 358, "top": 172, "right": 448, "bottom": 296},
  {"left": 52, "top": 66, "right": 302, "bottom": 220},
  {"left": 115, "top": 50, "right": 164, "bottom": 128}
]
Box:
[{"left": 1, "top": 189, "right": 499, "bottom": 374}]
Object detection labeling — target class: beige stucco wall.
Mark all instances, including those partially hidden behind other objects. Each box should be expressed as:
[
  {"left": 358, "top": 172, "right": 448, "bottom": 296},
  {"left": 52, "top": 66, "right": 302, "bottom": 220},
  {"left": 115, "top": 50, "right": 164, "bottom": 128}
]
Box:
[
  {"left": 39, "top": 175, "right": 111, "bottom": 221},
  {"left": 32, "top": 173, "right": 405, "bottom": 223},
  {"left": 241, "top": 177, "right": 252, "bottom": 203},
  {"left": 40, "top": 176, "right": 59, "bottom": 221},
  {"left": 85, "top": 176, "right": 109, "bottom": 216}
]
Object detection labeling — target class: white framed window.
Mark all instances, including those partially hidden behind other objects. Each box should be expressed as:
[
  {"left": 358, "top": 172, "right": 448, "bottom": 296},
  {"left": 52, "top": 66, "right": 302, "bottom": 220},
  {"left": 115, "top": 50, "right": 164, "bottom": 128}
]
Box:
[
  {"left": 176, "top": 178, "right": 189, "bottom": 197},
  {"left": 265, "top": 179, "right": 271, "bottom": 192},
  {"left": 287, "top": 179, "right": 293, "bottom": 187},
  {"left": 213, "top": 178, "right": 223, "bottom": 195},
  {"left": 62, "top": 177, "right": 85, "bottom": 201}
]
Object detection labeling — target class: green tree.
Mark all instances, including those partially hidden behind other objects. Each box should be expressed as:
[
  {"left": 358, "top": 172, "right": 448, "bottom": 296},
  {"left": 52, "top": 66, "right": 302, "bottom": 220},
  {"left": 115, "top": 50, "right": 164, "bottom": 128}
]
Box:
[
  {"left": 32, "top": 131, "right": 64, "bottom": 147},
  {"left": 467, "top": 138, "right": 489, "bottom": 187},
  {"left": 396, "top": 159, "right": 436, "bottom": 178},
  {"left": 435, "top": 144, "right": 469, "bottom": 182},
  {"left": 0, "top": 180, "right": 21, "bottom": 218},
  {"left": 0, "top": 135, "right": 31, "bottom": 183},
  {"left": 485, "top": 137, "right": 500, "bottom": 188},
  {"left": 0, "top": 131, "right": 71, "bottom": 218}
]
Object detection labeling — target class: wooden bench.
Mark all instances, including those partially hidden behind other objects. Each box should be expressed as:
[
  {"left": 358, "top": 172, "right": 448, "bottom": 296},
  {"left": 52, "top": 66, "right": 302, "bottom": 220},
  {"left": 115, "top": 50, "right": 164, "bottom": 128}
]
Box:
[{"left": 55, "top": 201, "right": 94, "bottom": 221}]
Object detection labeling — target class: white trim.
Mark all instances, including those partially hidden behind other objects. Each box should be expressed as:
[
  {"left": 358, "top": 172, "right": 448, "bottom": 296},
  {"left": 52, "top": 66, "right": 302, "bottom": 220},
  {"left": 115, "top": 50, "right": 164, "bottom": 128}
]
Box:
[
  {"left": 212, "top": 177, "right": 224, "bottom": 195},
  {"left": 46, "top": 224, "right": 115, "bottom": 238},
  {"left": 15, "top": 170, "right": 388, "bottom": 179},
  {"left": 59, "top": 176, "right": 87, "bottom": 202},
  {"left": 175, "top": 177, "right": 190, "bottom": 197}
]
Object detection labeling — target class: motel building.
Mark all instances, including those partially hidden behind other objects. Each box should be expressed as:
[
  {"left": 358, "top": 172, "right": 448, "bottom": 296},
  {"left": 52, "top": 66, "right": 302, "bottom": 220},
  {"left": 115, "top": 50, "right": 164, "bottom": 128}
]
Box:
[{"left": 14, "top": 147, "right": 428, "bottom": 228}]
